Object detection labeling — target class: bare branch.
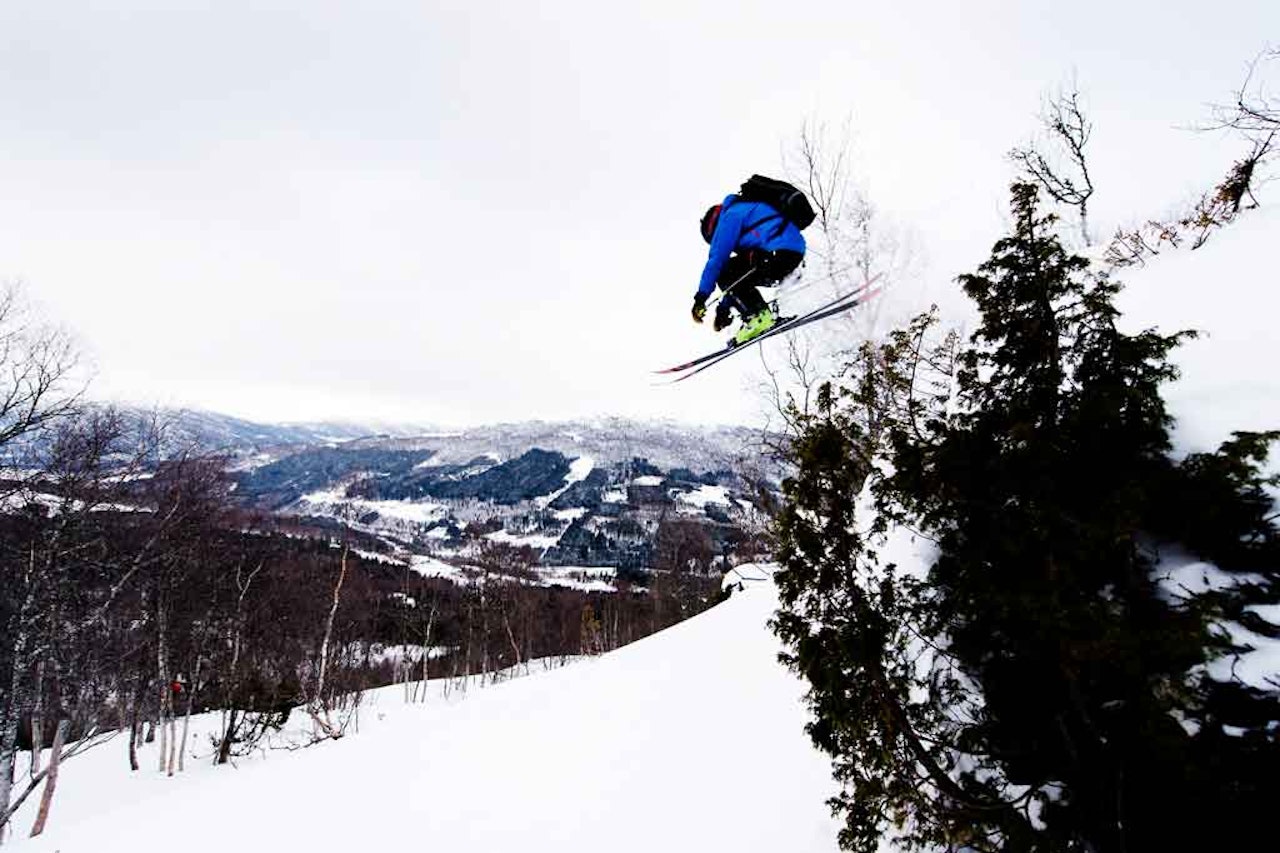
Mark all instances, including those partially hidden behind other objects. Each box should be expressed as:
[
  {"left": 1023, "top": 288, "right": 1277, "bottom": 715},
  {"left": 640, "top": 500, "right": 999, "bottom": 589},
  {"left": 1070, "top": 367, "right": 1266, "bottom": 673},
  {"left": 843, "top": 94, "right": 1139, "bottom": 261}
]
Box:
[
  {"left": 1010, "top": 79, "right": 1096, "bottom": 245},
  {"left": 1207, "top": 48, "right": 1280, "bottom": 139},
  {"left": 0, "top": 283, "right": 83, "bottom": 459}
]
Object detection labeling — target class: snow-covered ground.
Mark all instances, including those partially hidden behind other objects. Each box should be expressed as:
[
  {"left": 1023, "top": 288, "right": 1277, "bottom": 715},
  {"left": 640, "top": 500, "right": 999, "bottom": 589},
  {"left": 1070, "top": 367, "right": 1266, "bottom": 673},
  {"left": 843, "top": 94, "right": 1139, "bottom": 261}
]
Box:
[
  {"left": 1152, "top": 547, "right": 1280, "bottom": 690},
  {"left": 294, "top": 488, "right": 450, "bottom": 525},
  {"left": 483, "top": 528, "right": 562, "bottom": 549},
  {"left": 1115, "top": 206, "right": 1280, "bottom": 466},
  {"left": 351, "top": 547, "right": 404, "bottom": 567},
  {"left": 535, "top": 564, "right": 619, "bottom": 592},
  {"left": 676, "top": 483, "right": 731, "bottom": 508},
  {"left": 1113, "top": 206, "right": 1280, "bottom": 686},
  {"left": 407, "top": 553, "right": 618, "bottom": 592},
  {"left": 10, "top": 571, "right": 841, "bottom": 852},
  {"left": 408, "top": 553, "right": 469, "bottom": 581},
  {"left": 534, "top": 454, "right": 595, "bottom": 509},
  {"left": 363, "top": 643, "right": 452, "bottom": 665}
]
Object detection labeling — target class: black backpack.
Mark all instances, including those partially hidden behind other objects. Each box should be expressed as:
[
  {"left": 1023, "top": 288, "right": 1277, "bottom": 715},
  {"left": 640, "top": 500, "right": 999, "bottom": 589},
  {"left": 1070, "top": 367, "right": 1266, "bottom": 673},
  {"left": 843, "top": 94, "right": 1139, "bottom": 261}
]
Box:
[{"left": 737, "top": 174, "right": 816, "bottom": 231}]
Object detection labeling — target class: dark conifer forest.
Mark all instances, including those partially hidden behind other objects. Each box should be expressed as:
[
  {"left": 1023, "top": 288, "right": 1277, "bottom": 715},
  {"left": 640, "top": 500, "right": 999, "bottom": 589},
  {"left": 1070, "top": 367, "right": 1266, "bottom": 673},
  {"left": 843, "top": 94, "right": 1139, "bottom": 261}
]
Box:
[{"left": 773, "top": 182, "right": 1280, "bottom": 852}]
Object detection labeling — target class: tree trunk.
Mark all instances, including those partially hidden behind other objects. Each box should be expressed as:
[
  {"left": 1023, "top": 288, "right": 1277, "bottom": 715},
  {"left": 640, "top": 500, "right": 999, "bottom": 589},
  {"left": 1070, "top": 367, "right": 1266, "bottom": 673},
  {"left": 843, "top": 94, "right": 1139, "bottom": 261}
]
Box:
[
  {"left": 127, "top": 687, "right": 140, "bottom": 772},
  {"left": 178, "top": 658, "right": 200, "bottom": 774},
  {"left": 502, "top": 611, "right": 522, "bottom": 670},
  {"left": 311, "top": 546, "right": 349, "bottom": 737},
  {"left": 215, "top": 562, "right": 258, "bottom": 765},
  {"left": 216, "top": 709, "right": 237, "bottom": 767},
  {"left": 115, "top": 678, "right": 130, "bottom": 768},
  {"left": 27, "top": 720, "right": 68, "bottom": 838},
  {"left": 156, "top": 591, "right": 170, "bottom": 774},
  {"left": 0, "top": 744, "right": 12, "bottom": 846},
  {"left": 463, "top": 601, "right": 472, "bottom": 695},
  {"left": 424, "top": 606, "right": 435, "bottom": 702},
  {"left": 0, "top": 707, "right": 22, "bottom": 845},
  {"left": 219, "top": 624, "right": 243, "bottom": 763},
  {"left": 165, "top": 715, "right": 177, "bottom": 777},
  {"left": 28, "top": 662, "right": 44, "bottom": 778},
  {"left": 1, "top": 552, "right": 40, "bottom": 840},
  {"left": 479, "top": 577, "right": 489, "bottom": 683}
]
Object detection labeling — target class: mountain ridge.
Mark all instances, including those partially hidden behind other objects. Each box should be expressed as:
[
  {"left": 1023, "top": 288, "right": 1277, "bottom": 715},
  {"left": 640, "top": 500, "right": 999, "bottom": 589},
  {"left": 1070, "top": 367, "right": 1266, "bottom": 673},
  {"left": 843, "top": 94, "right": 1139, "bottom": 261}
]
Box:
[{"left": 114, "top": 407, "right": 785, "bottom": 578}]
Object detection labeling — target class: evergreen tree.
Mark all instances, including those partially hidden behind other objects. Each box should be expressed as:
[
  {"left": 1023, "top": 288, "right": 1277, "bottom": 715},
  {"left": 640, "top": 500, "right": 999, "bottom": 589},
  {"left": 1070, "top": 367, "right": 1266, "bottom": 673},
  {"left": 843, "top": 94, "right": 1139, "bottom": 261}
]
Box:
[{"left": 774, "top": 182, "right": 1280, "bottom": 851}]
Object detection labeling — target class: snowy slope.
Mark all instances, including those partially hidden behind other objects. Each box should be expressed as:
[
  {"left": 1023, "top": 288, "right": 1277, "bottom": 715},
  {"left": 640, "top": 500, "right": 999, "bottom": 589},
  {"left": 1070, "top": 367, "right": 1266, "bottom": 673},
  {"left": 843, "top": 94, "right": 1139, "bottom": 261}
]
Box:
[
  {"left": 13, "top": 573, "right": 841, "bottom": 853},
  {"left": 1114, "top": 206, "right": 1280, "bottom": 462},
  {"left": 1110, "top": 206, "right": 1280, "bottom": 691}
]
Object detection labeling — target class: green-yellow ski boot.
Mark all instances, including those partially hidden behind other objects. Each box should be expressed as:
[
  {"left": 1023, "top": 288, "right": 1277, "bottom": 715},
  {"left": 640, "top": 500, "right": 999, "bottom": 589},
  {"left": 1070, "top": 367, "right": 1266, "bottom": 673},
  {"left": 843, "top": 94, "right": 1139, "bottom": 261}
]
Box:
[{"left": 733, "top": 307, "right": 776, "bottom": 346}]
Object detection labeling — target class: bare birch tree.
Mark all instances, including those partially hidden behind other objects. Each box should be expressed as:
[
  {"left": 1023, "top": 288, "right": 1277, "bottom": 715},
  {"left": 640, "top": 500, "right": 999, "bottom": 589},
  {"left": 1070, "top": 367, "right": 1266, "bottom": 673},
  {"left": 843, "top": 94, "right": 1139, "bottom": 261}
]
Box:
[
  {"left": 412, "top": 600, "right": 437, "bottom": 703},
  {"left": 0, "top": 410, "right": 146, "bottom": 841},
  {"left": 215, "top": 557, "right": 262, "bottom": 765},
  {"left": 755, "top": 119, "right": 916, "bottom": 443},
  {"left": 0, "top": 285, "right": 81, "bottom": 461},
  {"left": 1010, "top": 79, "right": 1096, "bottom": 245},
  {"left": 25, "top": 720, "right": 67, "bottom": 838},
  {"left": 0, "top": 285, "right": 82, "bottom": 832},
  {"left": 308, "top": 545, "right": 349, "bottom": 739},
  {"left": 1210, "top": 47, "right": 1280, "bottom": 139}
]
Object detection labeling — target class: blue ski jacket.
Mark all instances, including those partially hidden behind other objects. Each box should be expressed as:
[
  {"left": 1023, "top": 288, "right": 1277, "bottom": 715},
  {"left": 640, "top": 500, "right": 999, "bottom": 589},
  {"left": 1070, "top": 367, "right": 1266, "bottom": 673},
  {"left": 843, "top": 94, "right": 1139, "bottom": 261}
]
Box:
[{"left": 696, "top": 194, "right": 806, "bottom": 299}]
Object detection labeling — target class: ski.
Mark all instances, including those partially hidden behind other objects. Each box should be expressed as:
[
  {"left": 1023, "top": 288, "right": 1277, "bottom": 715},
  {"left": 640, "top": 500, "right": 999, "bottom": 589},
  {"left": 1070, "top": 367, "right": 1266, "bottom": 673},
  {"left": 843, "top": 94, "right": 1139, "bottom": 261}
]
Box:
[
  {"left": 663, "top": 288, "right": 880, "bottom": 383},
  {"left": 668, "top": 292, "right": 878, "bottom": 382},
  {"left": 655, "top": 274, "right": 883, "bottom": 377}
]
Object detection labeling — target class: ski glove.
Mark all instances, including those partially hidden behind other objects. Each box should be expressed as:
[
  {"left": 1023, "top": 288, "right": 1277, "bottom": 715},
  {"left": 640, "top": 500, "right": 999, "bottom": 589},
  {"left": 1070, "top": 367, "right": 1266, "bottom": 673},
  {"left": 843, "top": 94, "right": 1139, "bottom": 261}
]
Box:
[
  {"left": 691, "top": 293, "right": 708, "bottom": 324},
  {"left": 713, "top": 303, "right": 734, "bottom": 332}
]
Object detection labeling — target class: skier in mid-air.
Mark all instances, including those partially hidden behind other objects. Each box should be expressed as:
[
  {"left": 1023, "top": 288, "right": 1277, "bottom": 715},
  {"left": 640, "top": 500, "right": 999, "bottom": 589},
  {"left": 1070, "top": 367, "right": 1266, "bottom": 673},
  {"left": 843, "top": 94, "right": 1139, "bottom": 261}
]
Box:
[
  {"left": 691, "top": 176, "right": 809, "bottom": 345},
  {"left": 661, "top": 177, "right": 876, "bottom": 381}
]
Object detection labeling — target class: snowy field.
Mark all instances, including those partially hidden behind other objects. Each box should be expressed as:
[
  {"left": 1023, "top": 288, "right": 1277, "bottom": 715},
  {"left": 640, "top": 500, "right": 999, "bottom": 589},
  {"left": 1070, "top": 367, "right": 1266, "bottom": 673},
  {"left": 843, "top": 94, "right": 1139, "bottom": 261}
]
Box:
[
  {"left": 10, "top": 571, "right": 842, "bottom": 853},
  {"left": 1115, "top": 205, "right": 1280, "bottom": 466},
  {"left": 406, "top": 553, "right": 620, "bottom": 592},
  {"left": 294, "top": 488, "right": 451, "bottom": 525},
  {"left": 534, "top": 564, "right": 619, "bottom": 592}
]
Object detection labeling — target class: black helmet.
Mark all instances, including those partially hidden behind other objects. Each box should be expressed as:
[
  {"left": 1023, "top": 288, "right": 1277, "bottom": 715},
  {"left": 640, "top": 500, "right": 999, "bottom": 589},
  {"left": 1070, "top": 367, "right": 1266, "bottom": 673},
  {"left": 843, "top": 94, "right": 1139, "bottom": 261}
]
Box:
[{"left": 700, "top": 204, "right": 722, "bottom": 244}]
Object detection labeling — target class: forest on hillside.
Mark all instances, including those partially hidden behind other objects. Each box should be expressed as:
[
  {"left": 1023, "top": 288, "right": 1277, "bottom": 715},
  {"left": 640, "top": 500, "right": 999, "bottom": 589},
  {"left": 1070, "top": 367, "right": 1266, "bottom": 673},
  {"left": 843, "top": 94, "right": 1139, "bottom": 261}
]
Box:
[{"left": 0, "top": 376, "right": 724, "bottom": 838}]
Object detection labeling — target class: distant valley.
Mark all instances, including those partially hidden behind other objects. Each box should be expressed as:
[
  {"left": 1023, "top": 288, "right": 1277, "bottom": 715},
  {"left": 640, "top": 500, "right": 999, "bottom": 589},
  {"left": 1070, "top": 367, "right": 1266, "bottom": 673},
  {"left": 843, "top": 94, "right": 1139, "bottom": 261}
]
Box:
[{"left": 154, "top": 410, "right": 786, "bottom": 590}]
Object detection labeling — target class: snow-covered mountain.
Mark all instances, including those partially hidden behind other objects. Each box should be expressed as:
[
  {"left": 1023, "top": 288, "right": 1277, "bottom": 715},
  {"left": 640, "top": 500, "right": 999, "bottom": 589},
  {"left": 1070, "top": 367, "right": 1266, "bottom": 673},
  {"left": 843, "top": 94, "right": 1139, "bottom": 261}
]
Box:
[
  {"left": 274, "top": 444, "right": 765, "bottom": 570},
  {"left": 335, "top": 416, "right": 780, "bottom": 473},
  {"left": 128, "top": 407, "right": 442, "bottom": 453},
  {"left": 153, "top": 412, "right": 785, "bottom": 575},
  {"left": 144, "top": 410, "right": 782, "bottom": 477}
]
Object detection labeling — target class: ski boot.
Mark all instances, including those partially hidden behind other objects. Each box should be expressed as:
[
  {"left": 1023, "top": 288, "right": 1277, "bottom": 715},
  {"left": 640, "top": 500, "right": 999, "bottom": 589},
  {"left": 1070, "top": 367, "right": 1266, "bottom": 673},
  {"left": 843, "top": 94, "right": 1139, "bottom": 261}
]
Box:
[{"left": 733, "top": 307, "right": 776, "bottom": 346}]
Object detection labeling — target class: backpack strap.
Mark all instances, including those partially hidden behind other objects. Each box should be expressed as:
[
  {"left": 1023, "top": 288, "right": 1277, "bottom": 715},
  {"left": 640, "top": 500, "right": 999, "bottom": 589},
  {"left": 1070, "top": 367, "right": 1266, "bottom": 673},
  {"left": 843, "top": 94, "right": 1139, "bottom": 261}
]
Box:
[
  {"left": 741, "top": 212, "right": 783, "bottom": 238},
  {"left": 724, "top": 197, "right": 786, "bottom": 241}
]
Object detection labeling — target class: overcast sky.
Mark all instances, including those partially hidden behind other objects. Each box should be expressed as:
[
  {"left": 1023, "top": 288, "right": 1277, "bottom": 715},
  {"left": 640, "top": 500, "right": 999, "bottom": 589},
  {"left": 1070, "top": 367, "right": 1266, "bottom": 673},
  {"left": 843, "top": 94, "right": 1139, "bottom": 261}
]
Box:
[{"left": 0, "top": 1, "right": 1272, "bottom": 428}]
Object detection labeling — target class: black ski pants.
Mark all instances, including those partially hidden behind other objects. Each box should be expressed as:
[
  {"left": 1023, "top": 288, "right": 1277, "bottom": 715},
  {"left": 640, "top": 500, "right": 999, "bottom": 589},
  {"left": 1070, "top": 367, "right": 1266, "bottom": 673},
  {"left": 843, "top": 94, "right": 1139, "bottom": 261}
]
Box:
[{"left": 714, "top": 249, "right": 804, "bottom": 321}]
